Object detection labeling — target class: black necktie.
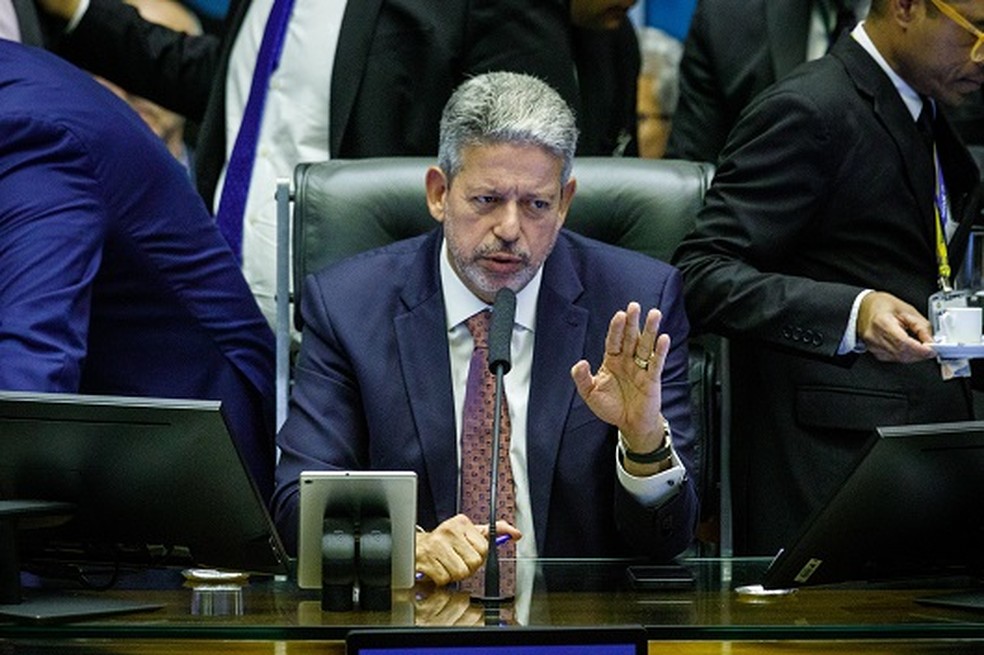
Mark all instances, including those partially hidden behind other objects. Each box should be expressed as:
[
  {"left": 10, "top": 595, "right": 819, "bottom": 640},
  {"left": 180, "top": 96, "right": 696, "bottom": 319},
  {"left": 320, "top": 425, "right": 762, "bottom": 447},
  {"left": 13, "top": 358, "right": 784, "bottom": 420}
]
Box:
[{"left": 917, "top": 98, "right": 935, "bottom": 155}]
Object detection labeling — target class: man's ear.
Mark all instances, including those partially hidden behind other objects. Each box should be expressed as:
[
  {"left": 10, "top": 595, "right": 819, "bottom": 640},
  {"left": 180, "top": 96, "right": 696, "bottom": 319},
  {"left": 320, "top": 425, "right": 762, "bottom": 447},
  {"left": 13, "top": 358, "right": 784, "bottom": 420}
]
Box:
[
  {"left": 557, "top": 177, "right": 577, "bottom": 224},
  {"left": 425, "top": 166, "right": 449, "bottom": 223},
  {"left": 894, "top": 0, "right": 919, "bottom": 26}
]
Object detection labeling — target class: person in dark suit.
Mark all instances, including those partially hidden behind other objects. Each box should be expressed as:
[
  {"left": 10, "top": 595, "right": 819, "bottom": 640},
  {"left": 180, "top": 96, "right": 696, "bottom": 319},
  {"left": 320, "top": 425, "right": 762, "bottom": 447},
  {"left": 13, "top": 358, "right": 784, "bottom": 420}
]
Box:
[
  {"left": 273, "top": 71, "right": 699, "bottom": 586},
  {"left": 672, "top": 0, "right": 983, "bottom": 555},
  {"left": 0, "top": 40, "right": 277, "bottom": 501},
  {"left": 666, "top": 0, "right": 864, "bottom": 163},
  {"left": 37, "top": 0, "right": 581, "bottom": 325},
  {"left": 569, "top": 0, "right": 643, "bottom": 156}
]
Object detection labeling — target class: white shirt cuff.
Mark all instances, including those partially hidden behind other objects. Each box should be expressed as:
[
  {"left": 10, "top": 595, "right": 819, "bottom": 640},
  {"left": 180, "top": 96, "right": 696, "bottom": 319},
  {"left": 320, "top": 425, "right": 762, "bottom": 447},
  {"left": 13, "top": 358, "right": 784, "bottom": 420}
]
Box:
[
  {"left": 615, "top": 430, "right": 685, "bottom": 507},
  {"left": 838, "top": 288, "right": 875, "bottom": 355}
]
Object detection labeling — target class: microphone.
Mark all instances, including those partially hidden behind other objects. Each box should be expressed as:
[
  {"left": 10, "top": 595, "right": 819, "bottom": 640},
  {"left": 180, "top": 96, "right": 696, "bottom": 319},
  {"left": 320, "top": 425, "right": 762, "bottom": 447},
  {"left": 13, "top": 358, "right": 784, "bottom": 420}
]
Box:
[
  {"left": 479, "top": 287, "right": 515, "bottom": 603},
  {"left": 487, "top": 287, "right": 516, "bottom": 375}
]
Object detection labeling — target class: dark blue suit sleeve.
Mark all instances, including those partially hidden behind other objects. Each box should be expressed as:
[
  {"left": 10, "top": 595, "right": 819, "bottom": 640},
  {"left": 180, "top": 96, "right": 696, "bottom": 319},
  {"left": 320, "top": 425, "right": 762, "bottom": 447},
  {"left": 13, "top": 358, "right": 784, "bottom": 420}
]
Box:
[{"left": 0, "top": 116, "right": 105, "bottom": 391}]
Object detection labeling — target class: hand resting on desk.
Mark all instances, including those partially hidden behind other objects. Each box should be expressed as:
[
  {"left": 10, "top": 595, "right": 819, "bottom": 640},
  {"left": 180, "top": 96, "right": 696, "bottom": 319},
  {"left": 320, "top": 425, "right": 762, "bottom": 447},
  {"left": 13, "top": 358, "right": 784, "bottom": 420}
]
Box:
[{"left": 415, "top": 514, "right": 522, "bottom": 587}]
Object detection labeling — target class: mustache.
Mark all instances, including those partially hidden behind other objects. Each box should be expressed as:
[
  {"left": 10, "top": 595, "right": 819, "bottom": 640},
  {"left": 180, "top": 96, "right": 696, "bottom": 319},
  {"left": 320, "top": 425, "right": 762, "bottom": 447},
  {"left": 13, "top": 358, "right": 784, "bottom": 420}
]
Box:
[{"left": 474, "top": 241, "right": 531, "bottom": 263}]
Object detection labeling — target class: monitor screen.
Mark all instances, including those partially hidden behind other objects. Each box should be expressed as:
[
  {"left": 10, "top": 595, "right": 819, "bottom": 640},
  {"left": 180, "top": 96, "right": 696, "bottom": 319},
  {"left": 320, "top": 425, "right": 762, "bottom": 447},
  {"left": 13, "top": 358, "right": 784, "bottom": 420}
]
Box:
[
  {"left": 346, "top": 627, "right": 647, "bottom": 655},
  {"left": 759, "top": 420, "right": 984, "bottom": 590},
  {"left": 0, "top": 391, "right": 288, "bottom": 575}
]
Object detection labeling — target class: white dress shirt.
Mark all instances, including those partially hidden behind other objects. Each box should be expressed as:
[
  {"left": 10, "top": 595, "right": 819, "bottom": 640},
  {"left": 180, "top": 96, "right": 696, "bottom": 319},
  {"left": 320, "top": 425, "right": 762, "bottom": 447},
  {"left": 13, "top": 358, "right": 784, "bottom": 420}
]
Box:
[{"left": 218, "top": 0, "right": 345, "bottom": 326}]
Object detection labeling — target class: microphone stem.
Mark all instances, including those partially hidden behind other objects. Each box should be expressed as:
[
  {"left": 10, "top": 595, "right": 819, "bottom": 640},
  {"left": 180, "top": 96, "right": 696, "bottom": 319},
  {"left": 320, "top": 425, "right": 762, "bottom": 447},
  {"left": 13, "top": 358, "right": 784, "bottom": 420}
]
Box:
[{"left": 485, "top": 364, "right": 506, "bottom": 599}]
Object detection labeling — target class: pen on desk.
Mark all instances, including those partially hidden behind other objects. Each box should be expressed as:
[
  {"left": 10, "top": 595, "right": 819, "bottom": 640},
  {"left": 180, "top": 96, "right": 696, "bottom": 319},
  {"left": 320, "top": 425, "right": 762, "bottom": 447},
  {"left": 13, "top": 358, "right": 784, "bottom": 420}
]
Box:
[{"left": 415, "top": 534, "right": 512, "bottom": 581}]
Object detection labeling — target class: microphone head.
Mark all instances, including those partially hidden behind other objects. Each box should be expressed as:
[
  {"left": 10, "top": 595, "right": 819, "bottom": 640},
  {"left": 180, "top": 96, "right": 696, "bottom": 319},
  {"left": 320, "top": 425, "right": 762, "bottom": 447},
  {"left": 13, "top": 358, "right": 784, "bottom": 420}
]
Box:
[{"left": 487, "top": 287, "right": 516, "bottom": 374}]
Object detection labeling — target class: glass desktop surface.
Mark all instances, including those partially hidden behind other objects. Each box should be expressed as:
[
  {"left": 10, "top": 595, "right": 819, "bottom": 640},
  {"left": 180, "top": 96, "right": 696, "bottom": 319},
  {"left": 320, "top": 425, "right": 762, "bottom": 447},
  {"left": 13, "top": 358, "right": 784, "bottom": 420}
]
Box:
[{"left": 2, "top": 558, "right": 984, "bottom": 644}]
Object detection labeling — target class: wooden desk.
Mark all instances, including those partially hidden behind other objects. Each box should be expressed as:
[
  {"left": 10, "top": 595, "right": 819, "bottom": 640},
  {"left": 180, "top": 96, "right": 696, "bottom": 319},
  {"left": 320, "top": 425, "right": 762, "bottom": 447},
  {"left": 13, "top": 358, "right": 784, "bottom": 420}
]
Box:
[{"left": 3, "top": 558, "right": 984, "bottom": 653}]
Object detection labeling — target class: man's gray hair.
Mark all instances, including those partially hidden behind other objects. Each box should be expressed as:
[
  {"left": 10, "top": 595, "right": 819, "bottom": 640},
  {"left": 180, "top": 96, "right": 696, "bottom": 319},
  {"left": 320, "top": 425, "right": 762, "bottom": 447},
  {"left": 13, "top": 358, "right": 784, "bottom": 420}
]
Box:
[{"left": 437, "top": 71, "right": 579, "bottom": 184}]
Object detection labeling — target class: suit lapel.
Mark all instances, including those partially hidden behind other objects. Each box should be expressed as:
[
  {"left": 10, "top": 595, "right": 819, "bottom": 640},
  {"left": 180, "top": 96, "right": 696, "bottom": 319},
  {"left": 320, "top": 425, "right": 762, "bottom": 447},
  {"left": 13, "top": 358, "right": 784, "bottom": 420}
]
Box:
[
  {"left": 834, "top": 38, "right": 937, "bottom": 234},
  {"left": 526, "top": 237, "right": 588, "bottom": 548},
  {"left": 767, "top": 0, "right": 811, "bottom": 81},
  {"left": 329, "top": 0, "right": 384, "bottom": 157},
  {"left": 394, "top": 232, "right": 458, "bottom": 521}
]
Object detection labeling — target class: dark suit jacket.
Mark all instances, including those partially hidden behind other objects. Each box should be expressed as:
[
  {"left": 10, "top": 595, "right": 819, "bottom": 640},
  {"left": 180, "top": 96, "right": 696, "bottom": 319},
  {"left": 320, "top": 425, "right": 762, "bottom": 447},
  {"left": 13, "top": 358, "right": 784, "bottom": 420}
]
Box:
[
  {"left": 672, "top": 36, "right": 981, "bottom": 554},
  {"left": 54, "top": 0, "right": 581, "bottom": 208},
  {"left": 0, "top": 42, "right": 277, "bottom": 500},
  {"left": 666, "top": 0, "right": 816, "bottom": 163},
  {"left": 571, "top": 18, "right": 640, "bottom": 157},
  {"left": 273, "top": 229, "right": 699, "bottom": 559}
]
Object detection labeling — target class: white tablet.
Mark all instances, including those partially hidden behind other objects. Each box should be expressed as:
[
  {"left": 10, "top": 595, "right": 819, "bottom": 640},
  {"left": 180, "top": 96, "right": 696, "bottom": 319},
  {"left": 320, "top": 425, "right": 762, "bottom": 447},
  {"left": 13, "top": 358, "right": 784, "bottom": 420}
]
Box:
[{"left": 297, "top": 470, "right": 417, "bottom": 590}]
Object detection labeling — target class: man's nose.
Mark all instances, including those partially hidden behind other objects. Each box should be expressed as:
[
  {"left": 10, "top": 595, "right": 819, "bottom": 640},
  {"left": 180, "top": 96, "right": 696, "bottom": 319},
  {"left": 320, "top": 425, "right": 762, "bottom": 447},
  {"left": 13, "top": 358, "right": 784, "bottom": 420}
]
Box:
[{"left": 492, "top": 202, "right": 522, "bottom": 241}]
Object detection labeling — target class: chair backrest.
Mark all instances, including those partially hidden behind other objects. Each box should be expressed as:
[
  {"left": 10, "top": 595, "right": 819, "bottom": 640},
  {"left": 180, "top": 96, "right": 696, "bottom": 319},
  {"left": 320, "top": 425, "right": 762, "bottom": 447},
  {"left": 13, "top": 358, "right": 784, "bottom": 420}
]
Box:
[
  {"left": 284, "top": 156, "right": 723, "bottom": 553},
  {"left": 291, "top": 157, "right": 713, "bottom": 326}
]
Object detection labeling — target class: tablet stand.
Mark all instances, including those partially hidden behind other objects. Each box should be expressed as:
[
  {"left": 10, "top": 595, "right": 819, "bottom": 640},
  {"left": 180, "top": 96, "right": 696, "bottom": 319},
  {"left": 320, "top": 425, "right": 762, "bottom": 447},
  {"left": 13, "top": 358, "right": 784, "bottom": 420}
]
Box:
[
  {"left": 320, "top": 512, "right": 394, "bottom": 611},
  {"left": 357, "top": 516, "right": 392, "bottom": 611},
  {"left": 321, "top": 515, "right": 356, "bottom": 611}
]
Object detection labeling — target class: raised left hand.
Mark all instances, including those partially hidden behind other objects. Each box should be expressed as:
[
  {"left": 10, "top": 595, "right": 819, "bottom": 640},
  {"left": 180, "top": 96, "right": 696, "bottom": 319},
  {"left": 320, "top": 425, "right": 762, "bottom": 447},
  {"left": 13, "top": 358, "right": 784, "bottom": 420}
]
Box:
[{"left": 570, "top": 302, "right": 669, "bottom": 455}]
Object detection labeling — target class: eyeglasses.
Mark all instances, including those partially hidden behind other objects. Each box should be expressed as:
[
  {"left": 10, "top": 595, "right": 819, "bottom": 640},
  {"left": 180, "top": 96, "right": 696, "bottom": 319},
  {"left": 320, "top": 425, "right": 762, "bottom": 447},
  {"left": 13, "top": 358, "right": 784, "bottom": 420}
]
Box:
[{"left": 929, "top": 0, "right": 984, "bottom": 63}]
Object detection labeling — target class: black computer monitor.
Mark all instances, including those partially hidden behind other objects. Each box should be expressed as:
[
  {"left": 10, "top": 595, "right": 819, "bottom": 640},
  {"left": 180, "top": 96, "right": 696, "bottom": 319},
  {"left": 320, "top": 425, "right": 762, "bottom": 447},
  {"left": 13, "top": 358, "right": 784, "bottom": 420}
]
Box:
[
  {"left": 0, "top": 391, "right": 289, "bottom": 605},
  {"left": 758, "top": 420, "right": 984, "bottom": 590}
]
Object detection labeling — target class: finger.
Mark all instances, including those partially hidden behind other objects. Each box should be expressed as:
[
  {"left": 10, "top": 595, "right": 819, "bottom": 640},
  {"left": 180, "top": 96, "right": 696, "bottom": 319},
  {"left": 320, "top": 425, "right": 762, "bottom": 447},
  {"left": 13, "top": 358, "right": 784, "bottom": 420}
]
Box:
[
  {"left": 422, "top": 559, "right": 454, "bottom": 587},
  {"left": 898, "top": 311, "right": 933, "bottom": 344},
  {"left": 482, "top": 520, "right": 523, "bottom": 541},
  {"left": 621, "top": 302, "right": 643, "bottom": 356},
  {"left": 634, "top": 308, "right": 662, "bottom": 361},
  {"left": 461, "top": 526, "right": 489, "bottom": 555},
  {"left": 650, "top": 333, "right": 671, "bottom": 375},
  {"left": 570, "top": 360, "right": 595, "bottom": 398},
  {"left": 444, "top": 543, "right": 483, "bottom": 581},
  {"left": 605, "top": 310, "right": 628, "bottom": 356}
]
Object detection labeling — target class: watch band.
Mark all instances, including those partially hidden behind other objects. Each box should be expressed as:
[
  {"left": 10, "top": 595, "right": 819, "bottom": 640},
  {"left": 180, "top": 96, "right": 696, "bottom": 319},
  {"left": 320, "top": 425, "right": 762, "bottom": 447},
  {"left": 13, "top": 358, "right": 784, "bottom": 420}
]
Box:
[{"left": 620, "top": 421, "right": 673, "bottom": 464}]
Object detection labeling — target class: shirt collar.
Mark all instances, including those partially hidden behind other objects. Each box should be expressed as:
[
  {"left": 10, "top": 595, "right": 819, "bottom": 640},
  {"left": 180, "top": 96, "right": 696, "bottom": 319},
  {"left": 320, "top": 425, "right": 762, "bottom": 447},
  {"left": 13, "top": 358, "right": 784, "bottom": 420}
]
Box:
[
  {"left": 439, "top": 237, "right": 541, "bottom": 332},
  {"left": 852, "top": 21, "right": 924, "bottom": 121}
]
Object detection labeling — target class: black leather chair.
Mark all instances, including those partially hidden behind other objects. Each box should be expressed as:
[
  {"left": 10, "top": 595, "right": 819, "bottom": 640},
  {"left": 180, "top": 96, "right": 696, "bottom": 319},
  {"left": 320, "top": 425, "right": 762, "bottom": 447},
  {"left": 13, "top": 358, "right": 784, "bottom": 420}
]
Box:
[{"left": 277, "top": 156, "right": 725, "bottom": 553}]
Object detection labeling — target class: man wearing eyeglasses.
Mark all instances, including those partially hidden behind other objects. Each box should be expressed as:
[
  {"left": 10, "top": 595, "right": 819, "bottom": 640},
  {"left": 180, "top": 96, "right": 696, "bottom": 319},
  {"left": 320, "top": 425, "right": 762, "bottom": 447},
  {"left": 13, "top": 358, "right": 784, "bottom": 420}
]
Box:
[{"left": 673, "top": 0, "right": 984, "bottom": 555}]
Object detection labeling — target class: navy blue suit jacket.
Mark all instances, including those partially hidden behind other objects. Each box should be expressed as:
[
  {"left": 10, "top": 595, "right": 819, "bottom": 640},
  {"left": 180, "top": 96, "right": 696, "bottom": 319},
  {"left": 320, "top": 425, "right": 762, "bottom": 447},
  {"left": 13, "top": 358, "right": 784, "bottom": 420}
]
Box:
[
  {"left": 273, "top": 229, "right": 699, "bottom": 559},
  {"left": 0, "top": 42, "right": 277, "bottom": 499}
]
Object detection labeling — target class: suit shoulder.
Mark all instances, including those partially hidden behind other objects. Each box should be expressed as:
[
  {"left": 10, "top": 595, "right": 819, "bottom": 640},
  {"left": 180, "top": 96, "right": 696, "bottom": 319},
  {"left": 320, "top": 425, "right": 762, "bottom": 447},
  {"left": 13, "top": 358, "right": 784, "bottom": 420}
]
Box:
[
  {"left": 309, "top": 232, "right": 434, "bottom": 287},
  {"left": 559, "top": 230, "right": 678, "bottom": 275}
]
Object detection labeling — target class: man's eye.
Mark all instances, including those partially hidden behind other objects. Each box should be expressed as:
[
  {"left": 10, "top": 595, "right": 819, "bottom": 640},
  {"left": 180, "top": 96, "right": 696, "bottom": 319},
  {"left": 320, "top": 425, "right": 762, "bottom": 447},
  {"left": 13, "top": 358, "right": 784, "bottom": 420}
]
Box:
[
  {"left": 475, "top": 195, "right": 497, "bottom": 204},
  {"left": 531, "top": 200, "right": 550, "bottom": 210}
]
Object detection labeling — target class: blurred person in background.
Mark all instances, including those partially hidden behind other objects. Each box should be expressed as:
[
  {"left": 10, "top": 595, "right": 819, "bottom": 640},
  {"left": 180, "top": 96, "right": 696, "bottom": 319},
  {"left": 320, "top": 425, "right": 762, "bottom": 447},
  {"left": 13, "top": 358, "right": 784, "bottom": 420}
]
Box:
[
  {"left": 636, "top": 26, "right": 682, "bottom": 158},
  {"left": 93, "top": 0, "right": 203, "bottom": 171}
]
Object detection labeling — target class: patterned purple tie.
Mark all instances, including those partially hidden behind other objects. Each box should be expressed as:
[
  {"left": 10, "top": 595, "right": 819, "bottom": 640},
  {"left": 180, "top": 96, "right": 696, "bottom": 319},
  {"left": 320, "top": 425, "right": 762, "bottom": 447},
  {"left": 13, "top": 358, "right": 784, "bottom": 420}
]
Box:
[
  {"left": 459, "top": 310, "right": 516, "bottom": 595},
  {"left": 213, "top": 0, "right": 296, "bottom": 260}
]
